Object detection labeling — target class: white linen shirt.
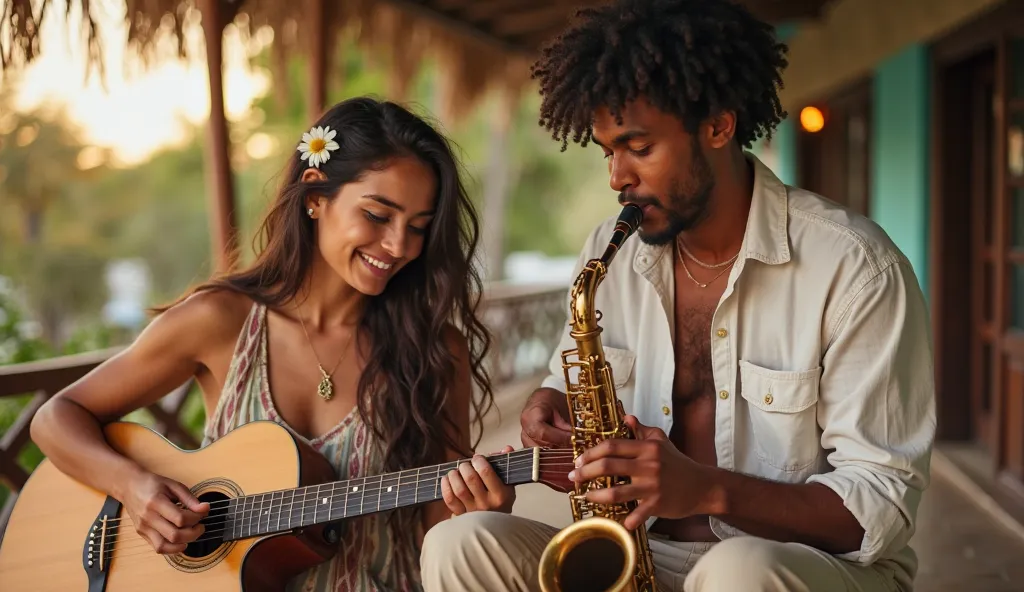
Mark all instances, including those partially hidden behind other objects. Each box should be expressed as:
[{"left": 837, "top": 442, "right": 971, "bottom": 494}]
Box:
[{"left": 538, "top": 154, "right": 936, "bottom": 579}]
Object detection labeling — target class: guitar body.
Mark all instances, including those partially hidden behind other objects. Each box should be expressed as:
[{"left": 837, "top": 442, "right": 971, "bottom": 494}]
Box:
[{"left": 0, "top": 421, "right": 339, "bottom": 592}]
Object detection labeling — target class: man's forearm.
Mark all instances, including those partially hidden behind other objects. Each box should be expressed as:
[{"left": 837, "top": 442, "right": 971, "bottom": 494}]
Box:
[{"left": 700, "top": 466, "right": 865, "bottom": 555}]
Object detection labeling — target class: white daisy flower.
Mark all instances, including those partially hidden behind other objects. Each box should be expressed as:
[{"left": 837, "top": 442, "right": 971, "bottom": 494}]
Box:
[{"left": 297, "top": 125, "right": 340, "bottom": 168}]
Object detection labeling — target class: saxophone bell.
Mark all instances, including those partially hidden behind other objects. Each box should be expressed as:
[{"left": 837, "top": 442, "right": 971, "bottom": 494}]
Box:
[{"left": 537, "top": 517, "right": 638, "bottom": 592}]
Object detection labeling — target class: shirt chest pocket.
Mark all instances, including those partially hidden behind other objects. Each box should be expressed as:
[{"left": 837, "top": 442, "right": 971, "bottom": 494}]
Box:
[
  {"left": 599, "top": 346, "right": 637, "bottom": 414},
  {"left": 738, "top": 360, "right": 822, "bottom": 472}
]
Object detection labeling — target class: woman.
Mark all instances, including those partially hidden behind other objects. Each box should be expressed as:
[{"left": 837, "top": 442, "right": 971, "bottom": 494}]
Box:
[{"left": 29, "top": 97, "right": 515, "bottom": 591}]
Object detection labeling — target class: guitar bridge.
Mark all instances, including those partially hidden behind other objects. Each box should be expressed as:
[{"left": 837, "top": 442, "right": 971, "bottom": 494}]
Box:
[{"left": 83, "top": 496, "right": 123, "bottom": 591}]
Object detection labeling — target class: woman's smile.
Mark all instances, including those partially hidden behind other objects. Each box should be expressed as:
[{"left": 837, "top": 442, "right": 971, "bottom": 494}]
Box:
[{"left": 358, "top": 251, "right": 396, "bottom": 278}]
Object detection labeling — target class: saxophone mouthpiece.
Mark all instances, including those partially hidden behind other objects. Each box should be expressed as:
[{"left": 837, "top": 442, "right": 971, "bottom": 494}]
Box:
[
  {"left": 617, "top": 203, "right": 643, "bottom": 233},
  {"left": 599, "top": 204, "right": 644, "bottom": 266}
]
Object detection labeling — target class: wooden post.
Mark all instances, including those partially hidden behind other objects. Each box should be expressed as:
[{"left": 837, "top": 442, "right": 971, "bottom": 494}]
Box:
[
  {"left": 307, "top": 0, "right": 327, "bottom": 121},
  {"left": 481, "top": 87, "right": 516, "bottom": 281},
  {"left": 199, "top": 0, "right": 239, "bottom": 273}
]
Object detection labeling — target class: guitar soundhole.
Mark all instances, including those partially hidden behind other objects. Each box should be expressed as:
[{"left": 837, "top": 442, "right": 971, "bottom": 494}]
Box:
[{"left": 182, "top": 490, "right": 232, "bottom": 559}]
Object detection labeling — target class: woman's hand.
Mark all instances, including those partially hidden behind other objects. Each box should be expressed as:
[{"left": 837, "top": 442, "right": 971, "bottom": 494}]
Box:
[
  {"left": 440, "top": 445, "right": 517, "bottom": 516},
  {"left": 124, "top": 471, "right": 210, "bottom": 554}
]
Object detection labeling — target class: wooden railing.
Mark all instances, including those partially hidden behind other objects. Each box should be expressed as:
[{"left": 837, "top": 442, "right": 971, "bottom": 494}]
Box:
[
  {"left": 0, "top": 282, "right": 568, "bottom": 537},
  {"left": 479, "top": 282, "right": 568, "bottom": 386}
]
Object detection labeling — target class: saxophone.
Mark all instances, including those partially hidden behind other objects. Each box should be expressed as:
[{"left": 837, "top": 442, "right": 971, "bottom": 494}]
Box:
[{"left": 537, "top": 204, "right": 657, "bottom": 592}]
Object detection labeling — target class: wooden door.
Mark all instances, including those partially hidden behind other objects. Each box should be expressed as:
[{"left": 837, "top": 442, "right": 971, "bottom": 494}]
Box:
[
  {"left": 970, "top": 57, "right": 998, "bottom": 452},
  {"left": 796, "top": 79, "right": 872, "bottom": 217},
  {"left": 994, "top": 35, "right": 1024, "bottom": 488}
]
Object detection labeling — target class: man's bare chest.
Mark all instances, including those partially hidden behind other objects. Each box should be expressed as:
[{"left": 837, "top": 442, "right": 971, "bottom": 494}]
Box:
[{"left": 672, "top": 277, "right": 725, "bottom": 404}]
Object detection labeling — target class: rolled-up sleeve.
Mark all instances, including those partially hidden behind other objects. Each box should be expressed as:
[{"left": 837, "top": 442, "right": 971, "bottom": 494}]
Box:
[{"left": 806, "top": 255, "right": 936, "bottom": 565}]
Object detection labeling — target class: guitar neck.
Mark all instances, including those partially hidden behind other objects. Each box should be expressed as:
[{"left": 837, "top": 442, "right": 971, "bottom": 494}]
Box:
[{"left": 224, "top": 447, "right": 542, "bottom": 541}]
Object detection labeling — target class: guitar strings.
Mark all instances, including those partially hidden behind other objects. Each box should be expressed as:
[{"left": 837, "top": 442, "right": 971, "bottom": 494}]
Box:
[
  {"left": 99, "top": 458, "right": 580, "bottom": 563},
  {"left": 94, "top": 456, "right": 580, "bottom": 562},
  {"left": 97, "top": 453, "right": 575, "bottom": 541},
  {"left": 98, "top": 450, "right": 575, "bottom": 525},
  {"left": 96, "top": 448, "right": 581, "bottom": 522}
]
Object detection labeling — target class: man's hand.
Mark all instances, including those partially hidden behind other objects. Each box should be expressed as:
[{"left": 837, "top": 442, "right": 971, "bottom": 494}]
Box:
[
  {"left": 568, "top": 415, "right": 718, "bottom": 531},
  {"left": 520, "top": 387, "right": 573, "bottom": 448}
]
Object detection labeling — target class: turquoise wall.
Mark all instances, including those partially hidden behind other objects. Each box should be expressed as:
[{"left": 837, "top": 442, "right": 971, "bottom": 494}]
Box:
[
  {"left": 762, "top": 41, "right": 932, "bottom": 293},
  {"left": 770, "top": 120, "right": 798, "bottom": 186},
  {"left": 870, "top": 44, "right": 931, "bottom": 292}
]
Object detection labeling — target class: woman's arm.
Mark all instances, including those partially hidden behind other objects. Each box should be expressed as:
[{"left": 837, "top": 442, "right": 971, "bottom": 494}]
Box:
[{"left": 29, "top": 289, "right": 246, "bottom": 553}]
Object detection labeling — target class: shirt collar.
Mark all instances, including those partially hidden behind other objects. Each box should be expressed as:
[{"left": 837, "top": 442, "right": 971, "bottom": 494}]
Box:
[
  {"left": 741, "top": 152, "right": 791, "bottom": 266},
  {"left": 632, "top": 151, "right": 791, "bottom": 275}
]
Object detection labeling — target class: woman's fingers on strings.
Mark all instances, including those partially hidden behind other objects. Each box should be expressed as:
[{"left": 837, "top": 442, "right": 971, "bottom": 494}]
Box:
[
  {"left": 440, "top": 474, "right": 468, "bottom": 515},
  {"left": 460, "top": 459, "right": 492, "bottom": 499},
  {"left": 138, "top": 523, "right": 187, "bottom": 555},
  {"left": 166, "top": 480, "right": 209, "bottom": 515},
  {"left": 154, "top": 495, "right": 201, "bottom": 528},
  {"left": 448, "top": 468, "right": 478, "bottom": 508},
  {"left": 149, "top": 512, "right": 203, "bottom": 549}
]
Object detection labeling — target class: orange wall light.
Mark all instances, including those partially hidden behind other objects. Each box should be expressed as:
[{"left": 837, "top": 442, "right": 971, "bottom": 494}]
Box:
[{"left": 800, "top": 106, "right": 825, "bottom": 133}]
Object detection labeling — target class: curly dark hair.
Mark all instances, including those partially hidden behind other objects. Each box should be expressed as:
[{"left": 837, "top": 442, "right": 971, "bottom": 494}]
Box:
[{"left": 530, "top": 0, "right": 789, "bottom": 150}]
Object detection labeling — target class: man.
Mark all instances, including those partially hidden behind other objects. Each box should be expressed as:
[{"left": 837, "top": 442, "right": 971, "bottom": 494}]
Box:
[{"left": 420, "top": 0, "right": 935, "bottom": 590}]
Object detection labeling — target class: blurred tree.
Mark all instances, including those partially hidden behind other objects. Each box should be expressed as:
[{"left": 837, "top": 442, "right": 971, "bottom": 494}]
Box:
[{"left": 0, "top": 86, "right": 115, "bottom": 343}]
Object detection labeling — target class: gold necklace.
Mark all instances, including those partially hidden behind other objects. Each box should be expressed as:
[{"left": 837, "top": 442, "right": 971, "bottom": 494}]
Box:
[
  {"left": 297, "top": 310, "right": 354, "bottom": 401},
  {"left": 676, "top": 238, "right": 733, "bottom": 288},
  {"left": 678, "top": 237, "right": 740, "bottom": 269}
]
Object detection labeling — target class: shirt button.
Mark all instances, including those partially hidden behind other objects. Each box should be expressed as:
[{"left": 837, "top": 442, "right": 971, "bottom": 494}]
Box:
[
  {"left": 719, "top": 390, "right": 729, "bottom": 400},
  {"left": 716, "top": 328, "right": 728, "bottom": 338},
  {"left": 764, "top": 394, "right": 773, "bottom": 405},
  {"left": 662, "top": 406, "right": 671, "bottom": 415}
]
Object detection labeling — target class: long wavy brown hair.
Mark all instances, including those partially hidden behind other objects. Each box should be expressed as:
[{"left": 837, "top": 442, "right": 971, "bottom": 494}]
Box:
[{"left": 160, "top": 96, "right": 494, "bottom": 538}]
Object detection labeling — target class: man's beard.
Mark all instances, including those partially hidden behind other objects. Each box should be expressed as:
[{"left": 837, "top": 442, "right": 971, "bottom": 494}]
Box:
[{"left": 625, "top": 148, "right": 715, "bottom": 246}]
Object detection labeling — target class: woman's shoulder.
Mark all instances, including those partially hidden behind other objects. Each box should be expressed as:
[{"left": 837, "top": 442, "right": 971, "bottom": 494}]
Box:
[
  {"left": 440, "top": 323, "right": 469, "bottom": 358},
  {"left": 154, "top": 288, "right": 257, "bottom": 349}
]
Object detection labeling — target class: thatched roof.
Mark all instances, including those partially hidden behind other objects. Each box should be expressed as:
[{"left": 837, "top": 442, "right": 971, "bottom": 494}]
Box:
[{"left": 1, "top": 0, "right": 837, "bottom": 121}]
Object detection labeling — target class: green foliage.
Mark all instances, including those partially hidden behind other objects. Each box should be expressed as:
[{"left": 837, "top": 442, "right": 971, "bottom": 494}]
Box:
[
  {"left": 0, "top": 288, "right": 118, "bottom": 507},
  {"left": 0, "top": 282, "right": 51, "bottom": 364}
]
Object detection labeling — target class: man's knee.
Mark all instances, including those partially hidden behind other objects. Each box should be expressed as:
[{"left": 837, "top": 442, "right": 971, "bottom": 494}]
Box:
[
  {"left": 420, "top": 512, "right": 554, "bottom": 592},
  {"left": 684, "top": 537, "right": 805, "bottom": 592},
  {"left": 421, "top": 511, "right": 505, "bottom": 567}
]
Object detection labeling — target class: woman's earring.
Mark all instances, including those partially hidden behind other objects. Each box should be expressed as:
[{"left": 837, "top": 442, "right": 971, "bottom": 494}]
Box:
[{"left": 307, "top": 208, "right": 314, "bottom": 217}]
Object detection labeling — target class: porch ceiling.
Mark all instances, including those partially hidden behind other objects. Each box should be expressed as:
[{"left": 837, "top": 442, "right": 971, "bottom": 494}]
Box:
[
  {"left": 392, "top": 0, "right": 840, "bottom": 56},
  {"left": 0, "top": 0, "right": 840, "bottom": 122}
]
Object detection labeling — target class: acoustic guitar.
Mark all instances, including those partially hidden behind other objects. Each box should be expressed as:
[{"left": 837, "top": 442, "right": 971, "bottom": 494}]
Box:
[{"left": 0, "top": 420, "right": 571, "bottom": 591}]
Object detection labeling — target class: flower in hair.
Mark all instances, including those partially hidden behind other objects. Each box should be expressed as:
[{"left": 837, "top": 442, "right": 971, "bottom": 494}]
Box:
[{"left": 297, "top": 125, "right": 339, "bottom": 168}]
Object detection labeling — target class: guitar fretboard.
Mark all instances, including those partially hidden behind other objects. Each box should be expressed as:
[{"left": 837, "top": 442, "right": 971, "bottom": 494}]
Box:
[{"left": 223, "top": 447, "right": 539, "bottom": 541}]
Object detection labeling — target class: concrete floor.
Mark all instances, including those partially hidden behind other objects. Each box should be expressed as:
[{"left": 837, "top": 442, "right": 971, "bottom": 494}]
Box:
[{"left": 477, "top": 376, "right": 1024, "bottom": 592}]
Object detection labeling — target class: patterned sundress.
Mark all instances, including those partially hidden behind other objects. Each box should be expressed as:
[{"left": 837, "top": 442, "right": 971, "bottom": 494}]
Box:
[{"left": 202, "top": 303, "right": 423, "bottom": 591}]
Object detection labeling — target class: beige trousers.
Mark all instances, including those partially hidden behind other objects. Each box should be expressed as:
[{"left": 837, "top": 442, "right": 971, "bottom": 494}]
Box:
[{"left": 420, "top": 512, "right": 908, "bottom": 592}]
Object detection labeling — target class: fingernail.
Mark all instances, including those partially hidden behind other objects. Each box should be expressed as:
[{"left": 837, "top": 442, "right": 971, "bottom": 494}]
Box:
[
  {"left": 574, "top": 456, "right": 583, "bottom": 468},
  {"left": 568, "top": 470, "right": 575, "bottom": 481}
]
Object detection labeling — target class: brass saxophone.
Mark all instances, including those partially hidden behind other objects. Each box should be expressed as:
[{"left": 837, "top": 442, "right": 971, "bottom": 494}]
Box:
[{"left": 537, "top": 204, "right": 657, "bottom": 592}]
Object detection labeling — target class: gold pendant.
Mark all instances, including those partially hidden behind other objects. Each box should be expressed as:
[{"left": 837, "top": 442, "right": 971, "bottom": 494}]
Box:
[{"left": 317, "top": 365, "right": 334, "bottom": 401}]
